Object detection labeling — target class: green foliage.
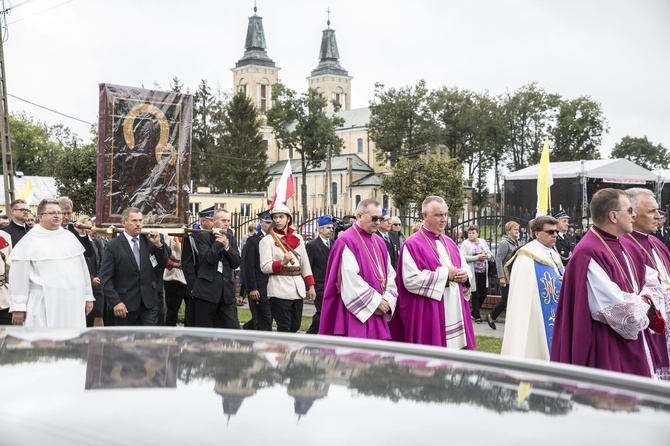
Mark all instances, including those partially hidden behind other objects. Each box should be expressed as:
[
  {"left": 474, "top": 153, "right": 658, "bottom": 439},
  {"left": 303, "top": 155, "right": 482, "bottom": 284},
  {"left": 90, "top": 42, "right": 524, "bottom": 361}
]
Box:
[
  {"left": 549, "top": 96, "right": 607, "bottom": 161},
  {"left": 611, "top": 136, "right": 668, "bottom": 170},
  {"left": 475, "top": 335, "right": 502, "bottom": 354},
  {"left": 266, "top": 82, "right": 344, "bottom": 216},
  {"left": 208, "top": 91, "right": 270, "bottom": 192},
  {"left": 500, "top": 82, "right": 562, "bottom": 170},
  {"left": 368, "top": 80, "right": 437, "bottom": 165},
  {"left": 53, "top": 140, "right": 98, "bottom": 214},
  {"left": 380, "top": 156, "right": 465, "bottom": 215},
  {"left": 191, "top": 79, "right": 223, "bottom": 187},
  {"left": 10, "top": 112, "right": 68, "bottom": 176}
]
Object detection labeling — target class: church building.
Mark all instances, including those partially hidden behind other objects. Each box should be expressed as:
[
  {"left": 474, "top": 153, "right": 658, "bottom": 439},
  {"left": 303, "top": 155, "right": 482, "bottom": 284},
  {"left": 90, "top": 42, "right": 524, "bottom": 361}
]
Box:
[{"left": 231, "top": 6, "right": 395, "bottom": 214}]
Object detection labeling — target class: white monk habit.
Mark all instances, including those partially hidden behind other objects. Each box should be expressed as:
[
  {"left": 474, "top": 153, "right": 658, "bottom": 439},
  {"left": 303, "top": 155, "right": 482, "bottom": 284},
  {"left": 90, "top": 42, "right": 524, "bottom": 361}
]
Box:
[{"left": 8, "top": 225, "right": 94, "bottom": 328}]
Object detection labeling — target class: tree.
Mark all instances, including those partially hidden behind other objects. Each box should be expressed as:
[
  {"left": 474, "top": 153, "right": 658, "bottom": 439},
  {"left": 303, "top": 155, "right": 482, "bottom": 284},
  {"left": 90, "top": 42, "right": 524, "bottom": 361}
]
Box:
[
  {"left": 191, "top": 79, "right": 220, "bottom": 186},
  {"left": 368, "top": 80, "right": 437, "bottom": 165},
  {"left": 430, "top": 87, "right": 497, "bottom": 188},
  {"left": 611, "top": 136, "right": 668, "bottom": 170},
  {"left": 9, "top": 113, "right": 68, "bottom": 176},
  {"left": 207, "top": 91, "right": 270, "bottom": 193},
  {"left": 53, "top": 138, "right": 98, "bottom": 214},
  {"left": 380, "top": 157, "right": 465, "bottom": 217},
  {"left": 549, "top": 96, "right": 607, "bottom": 161},
  {"left": 266, "top": 82, "right": 344, "bottom": 217},
  {"left": 500, "top": 82, "right": 561, "bottom": 170}
]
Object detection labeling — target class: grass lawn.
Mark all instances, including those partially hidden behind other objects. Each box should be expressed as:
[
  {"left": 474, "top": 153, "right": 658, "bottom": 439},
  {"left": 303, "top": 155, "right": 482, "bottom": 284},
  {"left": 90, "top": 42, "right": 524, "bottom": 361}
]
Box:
[{"left": 177, "top": 303, "right": 502, "bottom": 354}]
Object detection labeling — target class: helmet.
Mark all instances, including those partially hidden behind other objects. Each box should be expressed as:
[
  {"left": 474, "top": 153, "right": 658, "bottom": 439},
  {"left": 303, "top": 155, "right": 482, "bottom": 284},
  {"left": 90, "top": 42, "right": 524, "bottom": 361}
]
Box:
[{"left": 270, "top": 203, "right": 291, "bottom": 215}]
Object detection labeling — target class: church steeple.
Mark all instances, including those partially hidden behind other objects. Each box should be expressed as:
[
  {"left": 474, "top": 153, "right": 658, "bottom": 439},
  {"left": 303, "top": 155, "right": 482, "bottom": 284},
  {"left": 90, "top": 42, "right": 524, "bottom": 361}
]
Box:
[
  {"left": 307, "top": 11, "right": 352, "bottom": 113},
  {"left": 232, "top": 4, "right": 280, "bottom": 113},
  {"left": 236, "top": 5, "right": 275, "bottom": 68},
  {"left": 310, "top": 13, "right": 348, "bottom": 77}
]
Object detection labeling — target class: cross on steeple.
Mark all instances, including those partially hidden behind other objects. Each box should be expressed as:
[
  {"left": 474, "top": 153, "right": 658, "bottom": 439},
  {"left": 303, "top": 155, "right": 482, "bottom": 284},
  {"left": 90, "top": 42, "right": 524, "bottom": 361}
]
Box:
[{"left": 326, "top": 7, "right": 331, "bottom": 26}]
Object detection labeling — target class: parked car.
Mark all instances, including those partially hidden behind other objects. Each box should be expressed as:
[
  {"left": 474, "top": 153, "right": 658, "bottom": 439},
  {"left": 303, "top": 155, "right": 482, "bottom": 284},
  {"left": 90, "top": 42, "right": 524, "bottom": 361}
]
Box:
[{"left": 1, "top": 327, "right": 669, "bottom": 445}]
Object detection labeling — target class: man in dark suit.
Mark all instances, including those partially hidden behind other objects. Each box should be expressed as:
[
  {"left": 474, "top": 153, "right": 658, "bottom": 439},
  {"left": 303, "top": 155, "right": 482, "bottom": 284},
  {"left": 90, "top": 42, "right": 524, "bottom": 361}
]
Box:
[
  {"left": 305, "top": 215, "right": 333, "bottom": 334},
  {"left": 190, "top": 208, "right": 241, "bottom": 329},
  {"left": 240, "top": 211, "right": 273, "bottom": 331},
  {"left": 100, "top": 207, "right": 170, "bottom": 326},
  {"left": 376, "top": 209, "right": 398, "bottom": 270},
  {"left": 653, "top": 210, "right": 670, "bottom": 250},
  {"left": 180, "top": 209, "right": 215, "bottom": 327},
  {"left": 4, "top": 199, "right": 30, "bottom": 247},
  {"left": 554, "top": 210, "right": 575, "bottom": 267}
]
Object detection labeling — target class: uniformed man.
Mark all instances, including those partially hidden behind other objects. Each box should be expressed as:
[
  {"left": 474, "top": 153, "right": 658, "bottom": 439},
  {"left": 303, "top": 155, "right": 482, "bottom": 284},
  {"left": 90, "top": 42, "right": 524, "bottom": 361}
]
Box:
[{"left": 554, "top": 210, "right": 575, "bottom": 267}]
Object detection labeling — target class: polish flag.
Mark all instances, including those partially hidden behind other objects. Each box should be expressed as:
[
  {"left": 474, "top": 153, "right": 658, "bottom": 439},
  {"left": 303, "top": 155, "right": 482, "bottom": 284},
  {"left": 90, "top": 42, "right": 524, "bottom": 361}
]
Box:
[{"left": 270, "top": 158, "right": 295, "bottom": 209}]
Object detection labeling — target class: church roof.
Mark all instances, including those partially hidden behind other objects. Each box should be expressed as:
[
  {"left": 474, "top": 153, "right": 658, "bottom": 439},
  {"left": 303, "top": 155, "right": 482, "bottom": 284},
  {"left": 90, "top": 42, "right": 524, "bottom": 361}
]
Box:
[
  {"left": 349, "top": 173, "right": 382, "bottom": 187},
  {"left": 310, "top": 19, "right": 348, "bottom": 77},
  {"left": 235, "top": 6, "right": 276, "bottom": 68},
  {"left": 267, "top": 154, "right": 373, "bottom": 176},
  {"left": 332, "top": 107, "right": 371, "bottom": 130}
]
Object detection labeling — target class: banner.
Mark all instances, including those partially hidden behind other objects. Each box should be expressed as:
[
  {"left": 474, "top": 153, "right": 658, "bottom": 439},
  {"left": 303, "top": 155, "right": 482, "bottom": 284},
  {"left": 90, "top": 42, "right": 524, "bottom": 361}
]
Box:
[{"left": 96, "top": 83, "right": 193, "bottom": 226}]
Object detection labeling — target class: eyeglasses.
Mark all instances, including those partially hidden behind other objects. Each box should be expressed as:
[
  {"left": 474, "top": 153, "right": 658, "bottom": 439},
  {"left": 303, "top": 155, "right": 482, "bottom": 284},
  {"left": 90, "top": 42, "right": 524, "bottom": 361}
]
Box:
[
  {"left": 12, "top": 208, "right": 30, "bottom": 213},
  {"left": 539, "top": 229, "right": 559, "bottom": 235},
  {"left": 392, "top": 223, "right": 401, "bottom": 226},
  {"left": 370, "top": 216, "right": 383, "bottom": 222},
  {"left": 613, "top": 207, "right": 634, "bottom": 215},
  {"left": 40, "top": 211, "right": 63, "bottom": 216}
]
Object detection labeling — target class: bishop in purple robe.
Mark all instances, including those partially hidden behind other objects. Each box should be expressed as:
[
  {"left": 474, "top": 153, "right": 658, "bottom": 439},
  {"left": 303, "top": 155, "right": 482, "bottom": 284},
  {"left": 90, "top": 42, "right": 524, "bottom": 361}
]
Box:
[
  {"left": 551, "top": 188, "right": 667, "bottom": 378},
  {"left": 318, "top": 199, "right": 398, "bottom": 340},
  {"left": 390, "top": 196, "right": 476, "bottom": 349}
]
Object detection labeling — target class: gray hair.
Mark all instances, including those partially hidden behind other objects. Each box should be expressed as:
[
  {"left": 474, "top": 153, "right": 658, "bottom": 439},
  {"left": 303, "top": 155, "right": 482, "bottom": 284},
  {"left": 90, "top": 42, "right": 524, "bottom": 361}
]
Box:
[
  {"left": 121, "top": 207, "right": 142, "bottom": 221},
  {"left": 356, "top": 199, "right": 380, "bottom": 214},
  {"left": 421, "top": 196, "right": 446, "bottom": 213},
  {"left": 625, "top": 187, "right": 655, "bottom": 212},
  {"left": 57, "top": 196, "right": 73, "bottom": 210}
]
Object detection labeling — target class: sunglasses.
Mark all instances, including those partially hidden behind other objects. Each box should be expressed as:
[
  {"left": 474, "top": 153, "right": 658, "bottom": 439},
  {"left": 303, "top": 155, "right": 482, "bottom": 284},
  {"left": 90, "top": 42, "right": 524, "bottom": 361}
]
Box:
[
  {"left": 540, "top": 229, "right": 559, "bottom": 235},
  {"left": 613, "top": 207, "right": 634, "bottom": 215},
  {"left": 392, "top": 223, "right": 401, "bottom": 226},
  {"left": 370, "top": 215, "right": 383, "bottom": 222}
]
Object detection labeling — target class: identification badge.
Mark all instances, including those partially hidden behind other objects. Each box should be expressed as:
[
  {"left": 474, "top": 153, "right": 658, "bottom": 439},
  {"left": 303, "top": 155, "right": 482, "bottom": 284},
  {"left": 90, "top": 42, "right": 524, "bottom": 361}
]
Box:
[
  {"left": 218, "top": 261, "right": 223, "bottom": 273},
  {"left": 150, "top": 255, "right": 158, "bottom": 268}
]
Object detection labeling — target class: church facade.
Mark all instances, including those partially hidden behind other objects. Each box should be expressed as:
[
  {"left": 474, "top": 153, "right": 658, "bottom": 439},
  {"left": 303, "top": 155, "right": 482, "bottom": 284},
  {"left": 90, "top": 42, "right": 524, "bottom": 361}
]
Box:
[{"left": 230, "top": 7, "right": 394, "bottom": 215}]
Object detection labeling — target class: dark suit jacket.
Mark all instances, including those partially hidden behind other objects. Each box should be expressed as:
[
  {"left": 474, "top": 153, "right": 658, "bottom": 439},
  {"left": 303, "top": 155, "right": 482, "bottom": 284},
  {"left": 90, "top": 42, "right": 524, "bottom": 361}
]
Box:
[
  {"left": 653, "top": 227, "right": 670, "bottom": 251},
  {"left": 241, "top": 230, "right": 269, "bottom": 296},
  {"left": 377, "top": 231, "right": 398, "bottom": 271},
  {"left": 100, "top": 233, "right": 170, "bottom": 312},
  {"left": 306, "top": 237, "right": 330, "bottom": 298},
  {"left": 190, "top": 230, "right": 241, "bottom": 305},
  {"left": 4, "top": 221, "right": 28, "bottom": 247},
  {"left": 555, "top": 232, "right": 576, "bottom": 264}
]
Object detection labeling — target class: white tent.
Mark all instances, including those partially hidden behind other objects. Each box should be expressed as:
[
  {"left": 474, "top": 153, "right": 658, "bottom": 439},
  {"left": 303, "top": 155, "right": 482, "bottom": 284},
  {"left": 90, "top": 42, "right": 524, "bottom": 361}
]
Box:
[{"left": 506, "top": 158, "right": 658, "bottom": 184}]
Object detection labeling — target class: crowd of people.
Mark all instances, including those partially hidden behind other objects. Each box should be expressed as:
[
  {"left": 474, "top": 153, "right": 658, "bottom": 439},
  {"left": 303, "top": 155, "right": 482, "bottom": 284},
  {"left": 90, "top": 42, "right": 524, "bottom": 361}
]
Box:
[{"left": 1, "top": 188, "right": 669, "bottom": 381}]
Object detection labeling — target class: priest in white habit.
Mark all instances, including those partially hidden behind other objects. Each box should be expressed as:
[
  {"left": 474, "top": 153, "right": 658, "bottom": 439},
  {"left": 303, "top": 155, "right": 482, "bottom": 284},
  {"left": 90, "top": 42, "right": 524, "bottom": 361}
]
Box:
[{"left": 8, "top": 199, "right": 94, "bottom": 327}]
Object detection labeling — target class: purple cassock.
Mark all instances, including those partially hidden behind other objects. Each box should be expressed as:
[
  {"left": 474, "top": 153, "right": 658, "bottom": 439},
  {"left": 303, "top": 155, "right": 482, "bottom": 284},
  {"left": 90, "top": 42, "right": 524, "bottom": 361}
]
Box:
[
  {"left": 550, "top": 227, "right": 668, "bottom": 377},
  {"left": 390, "top": 227, "right": 476, "bottom": 349},
  {"left": 318, "top": 224, "right": 392, "bottom": 340}
]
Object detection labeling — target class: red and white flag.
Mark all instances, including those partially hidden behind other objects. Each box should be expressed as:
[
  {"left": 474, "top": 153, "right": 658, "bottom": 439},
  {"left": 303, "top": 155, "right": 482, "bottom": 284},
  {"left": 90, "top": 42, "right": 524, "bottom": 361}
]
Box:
[{"left": 270, "top": 158, "right": 295, "bottom": 209}]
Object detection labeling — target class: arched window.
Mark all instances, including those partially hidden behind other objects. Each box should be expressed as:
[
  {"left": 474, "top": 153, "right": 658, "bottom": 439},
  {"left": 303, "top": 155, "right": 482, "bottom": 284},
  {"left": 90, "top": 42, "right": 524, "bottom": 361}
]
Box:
[
  {"left": 357, "top": 138, "right": 363, "bottom": 153},
  {"left": 332, "top": 182, "right": 338, "bottom": 205}
]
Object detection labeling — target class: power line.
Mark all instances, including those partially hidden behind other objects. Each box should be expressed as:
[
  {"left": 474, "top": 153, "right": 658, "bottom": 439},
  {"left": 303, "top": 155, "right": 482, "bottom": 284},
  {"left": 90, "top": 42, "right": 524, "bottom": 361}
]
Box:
[
  {"left": 9, "top": 93, "right": 95, "bottom": 125},
  {"left": 8, "top": 0, "right": 74, "bottom": 24}
]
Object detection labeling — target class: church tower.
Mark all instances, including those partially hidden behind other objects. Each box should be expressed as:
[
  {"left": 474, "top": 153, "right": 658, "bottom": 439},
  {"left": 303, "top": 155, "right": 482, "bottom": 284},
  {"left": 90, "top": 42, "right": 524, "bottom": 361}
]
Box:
[
  {"left": 307, "top": 14, "right": 352, "bottom": 113},
  {"left": 232, "top": 5, "right": 279, "bottom": 113}
]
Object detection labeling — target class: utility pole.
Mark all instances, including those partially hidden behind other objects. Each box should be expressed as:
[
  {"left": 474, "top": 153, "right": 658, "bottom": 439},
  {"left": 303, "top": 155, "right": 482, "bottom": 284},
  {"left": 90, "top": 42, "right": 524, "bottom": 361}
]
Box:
[
  {"left": 0, "top": 20, "right": 14, "bottom": 213},
  {"left": 325, "top": 144, "right": 332, "bottom": 212}
]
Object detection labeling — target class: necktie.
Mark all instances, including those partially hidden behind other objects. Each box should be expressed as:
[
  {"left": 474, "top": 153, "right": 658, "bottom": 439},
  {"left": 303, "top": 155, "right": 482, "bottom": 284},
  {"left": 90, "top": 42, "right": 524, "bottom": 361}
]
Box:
[
  {"left": 132, "top": 237, "right": 141, "bottom": 267},
  {"left": 325, "top": 239, "right": 330, "bottom": 249},
  {"left": 384, "top": 234, "right": 390, "bottom": 244}
]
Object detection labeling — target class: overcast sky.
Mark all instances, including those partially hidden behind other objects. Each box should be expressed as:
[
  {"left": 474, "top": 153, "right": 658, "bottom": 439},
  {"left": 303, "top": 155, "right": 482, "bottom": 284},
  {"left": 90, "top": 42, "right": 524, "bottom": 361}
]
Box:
[{"left": 4, "top": 0, "right": 669, "bottom": 162}]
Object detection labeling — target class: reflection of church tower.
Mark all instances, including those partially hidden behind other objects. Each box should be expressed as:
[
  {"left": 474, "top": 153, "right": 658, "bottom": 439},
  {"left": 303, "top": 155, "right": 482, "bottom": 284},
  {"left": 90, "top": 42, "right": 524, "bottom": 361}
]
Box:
[
  {"left": 307, "top": 15, "right": 352, "bottom": 113},
  {"left": 288, "top": 381, "right": 329, "bottom": 420},
  {"left": 232, "top": 5, "right": 279, "bottom": 113},
  {"left": 214, "top": 377, "right": 258, "bottom": 423}
]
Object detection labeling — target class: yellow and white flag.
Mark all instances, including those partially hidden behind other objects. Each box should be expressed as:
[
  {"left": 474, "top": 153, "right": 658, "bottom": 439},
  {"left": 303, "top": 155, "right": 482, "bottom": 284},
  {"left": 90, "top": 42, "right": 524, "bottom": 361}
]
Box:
[
  {"left": 536, "top": 137, "right": 553, "bottom": 217},
  {"left": 17, "top": 179, "right": 34, "bottom": 204}
]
